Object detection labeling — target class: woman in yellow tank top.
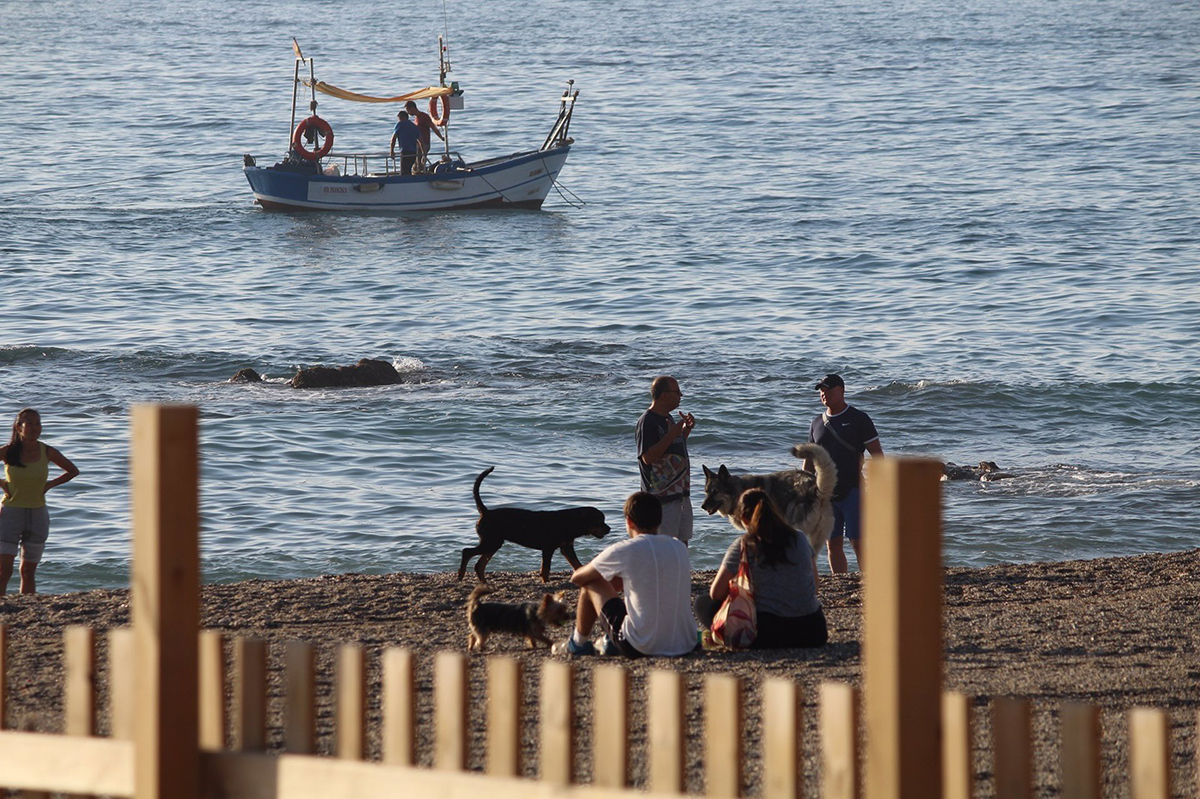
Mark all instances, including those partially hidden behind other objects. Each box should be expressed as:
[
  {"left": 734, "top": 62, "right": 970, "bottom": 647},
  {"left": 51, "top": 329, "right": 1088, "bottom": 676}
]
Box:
[{"left": 0, "top": 408, "right": 80, "bottom": 594}]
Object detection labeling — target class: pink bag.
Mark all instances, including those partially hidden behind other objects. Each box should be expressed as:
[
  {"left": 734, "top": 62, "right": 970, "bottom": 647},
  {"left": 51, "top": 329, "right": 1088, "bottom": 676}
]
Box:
[{"left": 711, "top": 541, "right": 757, "bottom": 650}]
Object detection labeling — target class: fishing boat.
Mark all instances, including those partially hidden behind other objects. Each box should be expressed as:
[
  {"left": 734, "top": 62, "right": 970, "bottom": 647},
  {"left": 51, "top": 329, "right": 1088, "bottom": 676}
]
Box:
[{"left": 242, "top": 39, "right": 578, "bottom": 211}]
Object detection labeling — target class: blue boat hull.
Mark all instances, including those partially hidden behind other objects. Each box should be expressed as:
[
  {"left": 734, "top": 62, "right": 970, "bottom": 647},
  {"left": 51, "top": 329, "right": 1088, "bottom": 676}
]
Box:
[{"left": 244, "top": 145, "right": 571, "bottom": 211}]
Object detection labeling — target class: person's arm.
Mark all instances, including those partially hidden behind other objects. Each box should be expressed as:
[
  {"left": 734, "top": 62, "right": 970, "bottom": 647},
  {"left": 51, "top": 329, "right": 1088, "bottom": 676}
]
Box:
[
  {"left": 708, "top": 561, "right": 735, "bottom": 602},
  {"left": 571, "top": 562, "right": 605, "bottom": 587},
  {"left": 866, "top": 439, "right": 883, "bottom": 457},
  {"left": 389, "top": 131, "right": 398, "bottom": 157},
  {"left": 0, "top": 446, "right": 8, "bottom": 498},
  {"left": 432, "top": 121, "right": 445, "bottom": 141},
  {"left": 45, "top": 446, "right": 80, "bottom": 492},
  {"left": 641, "top": 415, "right": 687, "bottom": 465}
]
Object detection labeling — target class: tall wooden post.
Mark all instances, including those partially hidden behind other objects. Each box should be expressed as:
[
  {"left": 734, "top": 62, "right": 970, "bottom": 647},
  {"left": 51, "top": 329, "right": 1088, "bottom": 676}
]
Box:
[
  {"left": 131, "top": 405, "right": 200, "bottom": 799},
  {"left": 863, "top": 458, "right": 944, "bottom": 799}
]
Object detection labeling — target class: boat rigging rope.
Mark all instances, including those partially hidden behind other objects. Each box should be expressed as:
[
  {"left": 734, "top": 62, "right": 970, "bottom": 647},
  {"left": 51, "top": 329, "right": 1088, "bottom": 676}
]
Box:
[
  {"left": 539, "top": 153, "right": 586, "bottom": 209},
  {"left": 442, "top": 0, "right": 451, "bottom": 60},
  {"left": 548, "top": 173, "right": 586, "bottom": 209}
]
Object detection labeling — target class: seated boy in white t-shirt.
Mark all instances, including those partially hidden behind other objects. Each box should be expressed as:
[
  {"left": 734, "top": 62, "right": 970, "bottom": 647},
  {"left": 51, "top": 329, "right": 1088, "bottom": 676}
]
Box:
[{"left": 561, "top": 491, "right": 697, "bottom": 658}]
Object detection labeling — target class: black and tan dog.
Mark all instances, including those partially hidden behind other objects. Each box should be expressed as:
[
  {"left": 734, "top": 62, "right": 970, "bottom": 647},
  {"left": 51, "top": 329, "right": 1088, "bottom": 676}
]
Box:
[
  {"left": 457, "top": 466, "right": 611, "bottom": 583},
  {"left": 466, "top": 584, "right": 572, "bottom": 651}
]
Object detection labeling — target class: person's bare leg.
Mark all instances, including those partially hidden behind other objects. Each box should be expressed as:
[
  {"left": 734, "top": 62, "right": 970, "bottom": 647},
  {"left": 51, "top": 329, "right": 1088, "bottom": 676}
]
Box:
[
  {"left": 849, "top": 538, "right": 863, "bottom": 572},
  {"left": 827, "top": 537, "right": 849, "bottom": 574},
  {"left": 575, "top": 579, "right": 620, "bottom": 637},
  {"left": 575, "top": 585, "right": 600, "bottom": 637},
  {"left": 0, "top": 554, "right": 14, "bottom": 595},
  {"left": 19, "top": 560, "right": 37, "bottom": 594}
]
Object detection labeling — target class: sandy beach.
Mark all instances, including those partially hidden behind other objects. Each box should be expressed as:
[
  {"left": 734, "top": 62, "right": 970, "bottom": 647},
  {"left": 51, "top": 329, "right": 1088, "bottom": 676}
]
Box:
[{"left": 2, "top": 549, "right": 1197, "bottom": 797}]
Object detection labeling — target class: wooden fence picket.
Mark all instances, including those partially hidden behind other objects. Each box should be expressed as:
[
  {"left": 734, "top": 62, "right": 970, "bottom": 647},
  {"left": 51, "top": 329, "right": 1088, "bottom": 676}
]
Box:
[
  {"left": 820, "top": 682, "right": 860, "bottom": 799},
  {"left": 1060, "top": 703, "right": 1100, "bottom": 799},
  {"left": 130, "top": 404, "right": 199, "bottom": 799},
  {"left": 108, "top": 628, "right": 136, "bottom": 741},
  {"left": 232, "top": 637, "right": 267, "bottom": 752},
  {"left": 381, "top": 648, "right": 415, "bottom": 766},
  {"left": 1128, "top": 707, "right": 1170, "bottom": 799},
  {"left": 941, "top": 691, "right": 973, "bottom": 799},
  {"left": 337, "top": 644, "right": 367, "bottom": 760},
  {"left": 992, "top": 697, "right": 1032, "bottom": 799},
  {"left": 592, "top": 663, "right": 630, "bottom": 790},
  {"left": 0, "top": 624, "right": 5, "bottom": 795},
  {"left": 0, "top": 623, "right": 6, "bottom": 730},
  {"left": 285, "top": 640, "right": 316, "bottom": 755},
  {"left": 863, "top": 457, "right": 944, "bottom": 799},
  {"left": 761, "top": 677, "right": 803, "bottom": 799},
  {"left": 541, "top": 659, "right": 575, "bottom": 785},
  {"left": 198, "top": 630, "right": 226, "bottom": 751},
  {"left": 434, "top": 651, "right": 468, "bottom": 771},
  {"left": 648, "top": 669, "right": 685, "bottom": 794},
  {"left": 64, "top": 626, "right": 97, "bottom": 799},
  {"left": 705, "top": 673, "right": 742, "bottom": 798},
  {"left": 487, "top": 655, "right": 524, "bottom": 778},
  {"left": 65, "top": 626, "right": 96, "bottom": 737}
]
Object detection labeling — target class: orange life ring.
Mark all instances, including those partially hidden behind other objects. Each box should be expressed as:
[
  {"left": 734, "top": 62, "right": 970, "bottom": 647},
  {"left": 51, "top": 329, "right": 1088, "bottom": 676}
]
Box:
[
  {"left": 292, "top": 115, "right": 334, "bottom": 161},
  {"left": 428, "top": 95, "right": 450, "bottom": 127}
]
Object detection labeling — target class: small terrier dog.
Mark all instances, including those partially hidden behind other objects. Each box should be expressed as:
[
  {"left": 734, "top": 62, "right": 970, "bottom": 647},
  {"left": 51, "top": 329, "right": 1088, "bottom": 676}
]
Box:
[{"left": 466, "top": 584, "right": 573, "bottom": 651}]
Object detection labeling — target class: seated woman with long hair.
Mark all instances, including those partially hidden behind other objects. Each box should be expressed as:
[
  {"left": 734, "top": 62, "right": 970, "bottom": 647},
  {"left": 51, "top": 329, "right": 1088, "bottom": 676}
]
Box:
[{"left": 695, "top": 487, "right": 827, "bottom": 648}]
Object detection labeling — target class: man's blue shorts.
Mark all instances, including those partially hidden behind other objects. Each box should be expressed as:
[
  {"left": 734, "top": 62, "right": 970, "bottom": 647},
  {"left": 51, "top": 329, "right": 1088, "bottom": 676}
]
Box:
[{"left": 830, "top": 486, "right": 861, "bottom": 542}]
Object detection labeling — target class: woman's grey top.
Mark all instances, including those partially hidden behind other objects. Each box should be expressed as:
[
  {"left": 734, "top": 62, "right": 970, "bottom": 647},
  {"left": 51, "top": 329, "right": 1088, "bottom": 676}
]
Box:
[{"left": 720, "top": 531, "right": 820, "bottom": 617}]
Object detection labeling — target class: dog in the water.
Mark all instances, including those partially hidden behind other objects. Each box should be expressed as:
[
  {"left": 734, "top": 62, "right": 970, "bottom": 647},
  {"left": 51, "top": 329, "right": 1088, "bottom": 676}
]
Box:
[
  {"left": 700, "top": 443, "right": 838, "bottom": 553},
  {"left": 941, "top": 461, "right": 1014, "bottom": 482},
  {"left": 458, "top": 467, "right": 611, "bottom": 583},
  {"left": 466, "top": 584, "right": 572, "bottom": 651}
]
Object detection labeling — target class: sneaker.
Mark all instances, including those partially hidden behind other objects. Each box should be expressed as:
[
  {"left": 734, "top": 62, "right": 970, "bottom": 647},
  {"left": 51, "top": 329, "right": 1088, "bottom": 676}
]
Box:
[
  {"left": 596, "top": 635, "right": 620, "bottom": 656},
  {"left": 553, "top": 637, "right": 596, "bottom": 657}
]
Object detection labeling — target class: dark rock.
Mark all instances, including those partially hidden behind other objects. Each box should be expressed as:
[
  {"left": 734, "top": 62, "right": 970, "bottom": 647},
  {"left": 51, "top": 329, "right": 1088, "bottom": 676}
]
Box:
[
  {"left": 290, "top": 358, "right": 402, "bottom": 389},
  {"left": 230, "top": 368, "right": 263, "bottom": 383},
  {"left": 942, "top": 460, "right": 1015, "bottom": 481}
]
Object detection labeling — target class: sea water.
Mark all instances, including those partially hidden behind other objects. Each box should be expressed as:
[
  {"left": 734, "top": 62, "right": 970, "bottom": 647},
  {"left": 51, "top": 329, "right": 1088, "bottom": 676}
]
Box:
[{"left": 2, "top": 0, "right": 1198, "bottom": 592}]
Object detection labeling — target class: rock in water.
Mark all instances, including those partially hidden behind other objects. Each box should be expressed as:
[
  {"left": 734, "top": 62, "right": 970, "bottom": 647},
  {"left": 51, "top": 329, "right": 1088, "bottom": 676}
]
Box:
[
  {"left": 290, "top": 358, "right": 402, "bottom": 389},
  {"left": 230, "top": 368, "right": 263, "bottom": 383}
]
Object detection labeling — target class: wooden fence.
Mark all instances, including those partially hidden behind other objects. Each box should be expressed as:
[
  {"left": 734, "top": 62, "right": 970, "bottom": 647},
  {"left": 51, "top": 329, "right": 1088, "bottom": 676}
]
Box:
[{"left": 0, "top": 405, "right": 1188, "bottom": 798}]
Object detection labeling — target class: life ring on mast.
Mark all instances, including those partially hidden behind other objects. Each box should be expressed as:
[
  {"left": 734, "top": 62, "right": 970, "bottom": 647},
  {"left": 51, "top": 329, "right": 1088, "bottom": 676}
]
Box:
[
  {"left": 428, "top": 95, "right": 450, "bottom": 127},
  {"left": 292, "top": 115, "right": 334, "bottom": 161}
]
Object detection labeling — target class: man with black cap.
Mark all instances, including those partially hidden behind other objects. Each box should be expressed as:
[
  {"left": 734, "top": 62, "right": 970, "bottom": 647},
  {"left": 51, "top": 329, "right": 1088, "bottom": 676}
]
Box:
[{"left": 802, "top": 374, "right": 883, "bottom": 573}]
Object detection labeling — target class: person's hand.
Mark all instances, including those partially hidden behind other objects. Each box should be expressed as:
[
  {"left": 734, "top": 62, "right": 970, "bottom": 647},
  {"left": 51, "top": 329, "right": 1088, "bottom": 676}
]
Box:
[
  {"left": 0, "top": 480, "right": 8, "bottom": 499},
  {"left": 678, "top": 411, "right": 696, "bottom": 438}
]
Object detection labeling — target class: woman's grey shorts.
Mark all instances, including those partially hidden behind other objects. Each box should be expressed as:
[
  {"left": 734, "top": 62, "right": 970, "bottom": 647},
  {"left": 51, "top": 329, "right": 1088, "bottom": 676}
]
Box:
[{"left": 0, "top": 506, "right": 50, "bottom": 562}]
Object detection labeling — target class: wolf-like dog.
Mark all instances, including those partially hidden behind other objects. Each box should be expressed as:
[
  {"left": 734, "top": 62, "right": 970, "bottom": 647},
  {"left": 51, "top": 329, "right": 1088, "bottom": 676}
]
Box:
[{"left": 700, "top": 443, "right": 838, "bottom": 553}]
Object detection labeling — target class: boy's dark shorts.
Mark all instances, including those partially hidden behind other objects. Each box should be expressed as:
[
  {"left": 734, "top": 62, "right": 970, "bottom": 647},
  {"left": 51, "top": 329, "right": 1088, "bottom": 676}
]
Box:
[{"left": 600, "top": 597, "right": 646, "bottom": 659}]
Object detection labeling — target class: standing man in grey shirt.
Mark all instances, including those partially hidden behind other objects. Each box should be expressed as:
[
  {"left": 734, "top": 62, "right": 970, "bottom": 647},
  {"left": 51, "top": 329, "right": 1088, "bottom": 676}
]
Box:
[{"left": 635, "top": 376, "right": 696, "bottom": 543}]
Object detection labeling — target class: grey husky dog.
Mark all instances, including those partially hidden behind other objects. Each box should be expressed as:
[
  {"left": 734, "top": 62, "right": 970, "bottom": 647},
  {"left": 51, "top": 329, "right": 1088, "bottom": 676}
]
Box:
[{"left": 700, "top": 443, "right": 838, "bottom": 553}]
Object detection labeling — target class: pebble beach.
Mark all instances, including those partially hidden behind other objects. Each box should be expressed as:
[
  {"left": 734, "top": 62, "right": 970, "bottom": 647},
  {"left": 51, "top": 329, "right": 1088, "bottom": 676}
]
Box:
[{"left": 3, "top": 549, "right": 1198, "bottom": 797}]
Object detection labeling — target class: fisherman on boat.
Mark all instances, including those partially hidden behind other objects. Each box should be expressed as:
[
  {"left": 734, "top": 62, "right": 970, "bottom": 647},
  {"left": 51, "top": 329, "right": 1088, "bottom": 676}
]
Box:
[
  {"left": 405, "top": 99, "right": 445, "bottom": 165},
  {"left": 390, "top": 111, "right": 423, "bottom": 176}
]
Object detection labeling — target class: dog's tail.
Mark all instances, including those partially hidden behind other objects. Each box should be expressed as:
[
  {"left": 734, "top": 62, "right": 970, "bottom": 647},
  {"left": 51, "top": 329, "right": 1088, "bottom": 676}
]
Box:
[
  {"left": 468, "top": 584, "right": 493, "bottom": 616},
  {"left": 791, "top": 443, "right": 837, "bottom": 502},
  {"left": 473, "top": 467, "right": 496, "bottom": 515}
]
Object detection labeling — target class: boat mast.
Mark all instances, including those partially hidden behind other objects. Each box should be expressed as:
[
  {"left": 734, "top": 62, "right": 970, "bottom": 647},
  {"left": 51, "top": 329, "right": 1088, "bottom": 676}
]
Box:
[
  {"left": 290, "top": 40, "right": 303, "bottom": 154},
  {"left": 438, "top": 35, "right": 451, "bottom": 158}
]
